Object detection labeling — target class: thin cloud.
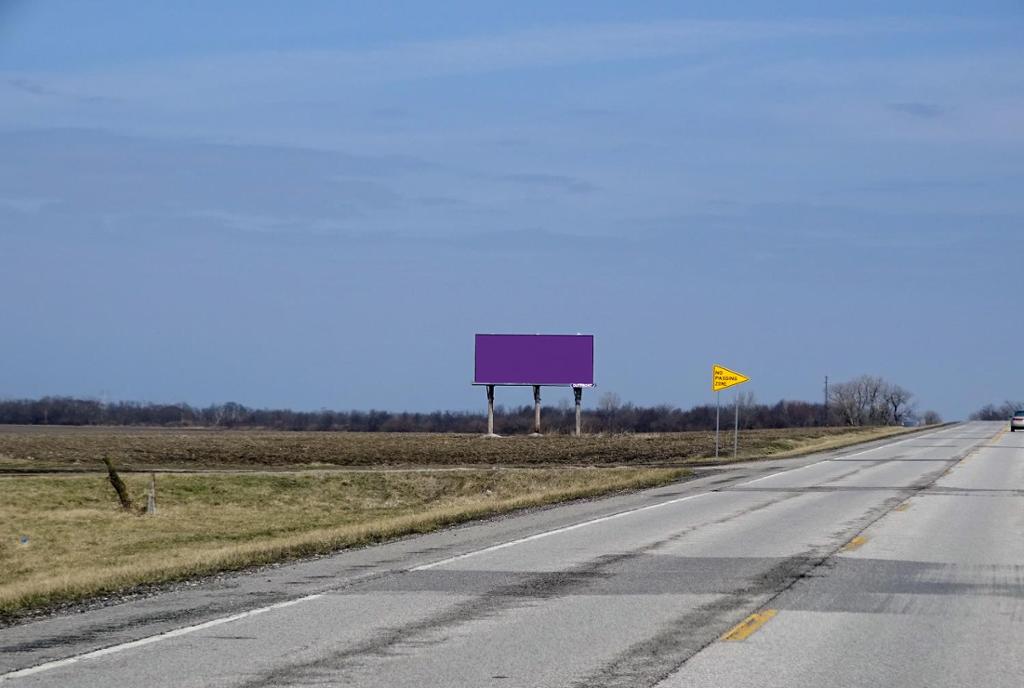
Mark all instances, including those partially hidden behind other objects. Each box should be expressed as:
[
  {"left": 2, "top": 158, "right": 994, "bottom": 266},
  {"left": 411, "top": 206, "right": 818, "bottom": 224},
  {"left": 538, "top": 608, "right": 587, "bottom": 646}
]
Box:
[
  {"left": 499, "top": 173, "right": 597, "bottom": 194},
  {"left": 0, "top": 17, "right": 927, "bottom": 105},
  {"left": 887, "top": 101, "right": 947, "bottom": 118},
  {"left": 0, "top": 128, "right": 426, "bottom": 224},
  {"left": 7, "top": 77, "right": 115, "bottom": 104},
  {"left": 0, "top": 195, "right": 56, "bottom": 214}
]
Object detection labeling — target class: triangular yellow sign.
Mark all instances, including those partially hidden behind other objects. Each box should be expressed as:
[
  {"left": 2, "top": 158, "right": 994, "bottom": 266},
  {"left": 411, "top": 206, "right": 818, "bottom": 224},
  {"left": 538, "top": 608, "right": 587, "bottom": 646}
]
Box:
[{"left": 712, "top": 364, "right": 750, "bottom": 392}]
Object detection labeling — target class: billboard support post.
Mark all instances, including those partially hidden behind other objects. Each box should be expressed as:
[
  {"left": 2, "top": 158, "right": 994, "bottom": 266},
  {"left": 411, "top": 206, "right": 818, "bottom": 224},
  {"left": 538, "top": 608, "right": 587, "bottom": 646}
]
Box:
[
  {"left": 573, "top": 386, "right": 583, "bottom": 436},
  {"left": 532, "top": 385, "right": 542, "bottom": 435},
  {"left": 486, "top": 385, "right": 496, "bottom": 436},
  {"left": 715, "top": 391, "right": 721, "bottom": 458}
]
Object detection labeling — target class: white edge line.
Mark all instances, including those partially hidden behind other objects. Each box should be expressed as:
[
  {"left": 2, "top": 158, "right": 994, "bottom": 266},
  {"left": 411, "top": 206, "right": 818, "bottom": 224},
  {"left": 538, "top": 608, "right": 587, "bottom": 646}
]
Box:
[
  {"left": 412, "top": 491, "right": 711, "bottom": 571},
  {"left": 414, "top": 426, "right": 959, "bottom": 572},
  {"left": 733, "top": 458, "right": 831, "bottom": 486},
  {"left": 734, "top": 427, "right": 954, "bottom": 487},
  {"left": 0, "top": 594, "right": 324, "bottom": 681}
]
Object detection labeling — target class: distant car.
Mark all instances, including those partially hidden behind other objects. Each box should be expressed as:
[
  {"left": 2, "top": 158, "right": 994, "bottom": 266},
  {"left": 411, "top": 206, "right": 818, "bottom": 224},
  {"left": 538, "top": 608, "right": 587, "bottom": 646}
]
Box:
[{"left": 1012, "top": 411, "right": 1024, "bottom": 432}]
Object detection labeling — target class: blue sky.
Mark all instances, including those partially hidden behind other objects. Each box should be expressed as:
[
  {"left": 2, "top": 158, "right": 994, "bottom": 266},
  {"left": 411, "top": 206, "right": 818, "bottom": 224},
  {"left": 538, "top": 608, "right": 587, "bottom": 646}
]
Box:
[{"left": 1, "top": 1, "right": 1022, "bottom": 419}]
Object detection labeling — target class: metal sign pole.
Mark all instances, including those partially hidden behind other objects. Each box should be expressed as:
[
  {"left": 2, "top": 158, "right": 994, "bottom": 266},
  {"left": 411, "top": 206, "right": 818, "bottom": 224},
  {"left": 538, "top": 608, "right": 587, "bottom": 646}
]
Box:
[
  {"left": 715, "top": 390, "right": 721, "bottom": 458},
  {"left": 733, "top": 391, "right": 739, "bottom": 459}
]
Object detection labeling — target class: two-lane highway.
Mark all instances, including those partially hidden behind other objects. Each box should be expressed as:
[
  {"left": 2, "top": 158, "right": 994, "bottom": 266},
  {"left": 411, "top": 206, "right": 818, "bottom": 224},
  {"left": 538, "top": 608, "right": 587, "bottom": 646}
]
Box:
[{"left": 2, "top": 422, "right": 1020, "bottom": 687}]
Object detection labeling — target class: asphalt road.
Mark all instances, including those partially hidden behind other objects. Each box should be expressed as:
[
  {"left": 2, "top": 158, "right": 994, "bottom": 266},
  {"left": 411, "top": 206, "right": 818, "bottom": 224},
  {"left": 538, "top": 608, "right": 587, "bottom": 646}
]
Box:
[{"left": 2, "top": 421, "right": 1020, "bottom": 687}]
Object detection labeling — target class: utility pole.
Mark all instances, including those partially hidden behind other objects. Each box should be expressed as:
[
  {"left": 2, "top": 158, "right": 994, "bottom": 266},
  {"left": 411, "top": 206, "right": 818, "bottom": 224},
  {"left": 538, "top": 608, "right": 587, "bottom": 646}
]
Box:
[{"left": 823, "top": 375, "right": 829, "bottom": 426}]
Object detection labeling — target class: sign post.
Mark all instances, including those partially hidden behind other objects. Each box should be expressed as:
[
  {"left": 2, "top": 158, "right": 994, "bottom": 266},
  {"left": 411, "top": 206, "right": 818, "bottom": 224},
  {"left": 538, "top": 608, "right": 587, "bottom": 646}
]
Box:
[
  {"left": 712, "top": 365, "right": 750, "bottom": 459},
  {"left": 715, "top": 391, "right": 721, "bottom": 458}
]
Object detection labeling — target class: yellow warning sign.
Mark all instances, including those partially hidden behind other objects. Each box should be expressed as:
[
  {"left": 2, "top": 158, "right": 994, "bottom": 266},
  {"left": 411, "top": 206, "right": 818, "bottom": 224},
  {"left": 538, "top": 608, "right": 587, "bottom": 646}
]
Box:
[{"left": 712, "top": 365, "right": 750, "bottom": 392}]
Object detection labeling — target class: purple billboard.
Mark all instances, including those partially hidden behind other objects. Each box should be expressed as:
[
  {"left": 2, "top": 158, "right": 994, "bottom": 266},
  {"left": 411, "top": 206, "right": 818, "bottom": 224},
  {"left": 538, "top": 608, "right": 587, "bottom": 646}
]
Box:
[{"left": 474, "top": 334, "right": 594, "bottom": 387}]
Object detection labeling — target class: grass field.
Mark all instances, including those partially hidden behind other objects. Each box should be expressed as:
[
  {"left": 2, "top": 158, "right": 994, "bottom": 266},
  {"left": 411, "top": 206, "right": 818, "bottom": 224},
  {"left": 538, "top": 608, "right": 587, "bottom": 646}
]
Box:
[
  {"left": 0, "top": 467, "right": 685, "bottom": 617},
  {"left": 0, "top": 424, "right": 926, "bottom": 618},
  {"left": 0, "top": 424, "right": 920, "bottom": 471}
]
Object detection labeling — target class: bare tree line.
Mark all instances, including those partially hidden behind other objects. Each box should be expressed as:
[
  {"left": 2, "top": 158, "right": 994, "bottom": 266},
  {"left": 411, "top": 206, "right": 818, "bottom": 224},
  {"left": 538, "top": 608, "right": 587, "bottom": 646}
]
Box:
[
  {"left": 826, "top": 375, "right": 922, "bottom": 427},
  {"left": 0, "top": 375, "right": 938, "bottom": 433},
  {"left": 0, "top": 395, "right": 826, "bottom": 433},
  {"left": 969, "top": 401, "right": 1024, "bottom": 421}
]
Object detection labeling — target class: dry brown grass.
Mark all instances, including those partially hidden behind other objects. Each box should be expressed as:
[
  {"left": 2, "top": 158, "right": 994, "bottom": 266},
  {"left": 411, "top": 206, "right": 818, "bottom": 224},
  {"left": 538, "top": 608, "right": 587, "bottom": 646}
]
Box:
[
  {"left": 0, "top": 467, "right": 686, "bottom": 617},
  {"left": 0, "top": 425, "right": 922, "bottom": 471}
]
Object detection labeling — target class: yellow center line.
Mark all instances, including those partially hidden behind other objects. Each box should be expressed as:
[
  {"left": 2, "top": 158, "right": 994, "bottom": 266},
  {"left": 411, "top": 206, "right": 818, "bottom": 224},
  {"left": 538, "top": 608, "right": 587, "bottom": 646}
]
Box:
[
  {"left": 893, "top": 502, "right": 911, "bottom": 512},
  {"left": 841, "top": 535, "right": 868, "bottom": 552},
  {"left": 988, "top": 427, "right": 1009, "bottom": 445},
  {"left": 721, "top": 609, "right": 778, "bottom": 641}
]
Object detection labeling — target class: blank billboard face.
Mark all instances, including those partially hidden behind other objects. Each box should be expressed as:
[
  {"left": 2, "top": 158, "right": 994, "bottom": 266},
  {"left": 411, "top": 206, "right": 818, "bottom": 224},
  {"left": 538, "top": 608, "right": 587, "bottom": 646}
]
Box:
[{"left": 474, "top": 334, "right": 594, "bottom": 386}]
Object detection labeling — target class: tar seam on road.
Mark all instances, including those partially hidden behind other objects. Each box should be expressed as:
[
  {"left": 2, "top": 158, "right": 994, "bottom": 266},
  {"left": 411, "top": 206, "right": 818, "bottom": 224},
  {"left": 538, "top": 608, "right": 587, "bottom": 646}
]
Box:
[{"left": 0, "top": 594, "right": 324, "bottom": 682}]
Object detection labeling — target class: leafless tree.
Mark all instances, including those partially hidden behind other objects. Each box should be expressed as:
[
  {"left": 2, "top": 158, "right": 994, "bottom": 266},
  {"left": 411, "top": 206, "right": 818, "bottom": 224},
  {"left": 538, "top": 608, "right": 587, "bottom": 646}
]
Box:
[
  {"left": 829, "top": 378, "right": 868, "bottom": 426},
  {"left": 736, "top": 390, "right": 757, "bottom": 429},
  {"left": 598, "top": 392, "right": 623, "bottom": 433},
  {"left": 829, "top": 375, "right": 911, "bottom": 426},
  {"left": 884, "top": 385, "right": 915, "bottom": 425},
  {"left": 970, "top": 401, "right": 1024, "bottom": 421}
]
